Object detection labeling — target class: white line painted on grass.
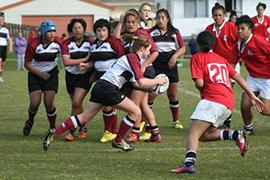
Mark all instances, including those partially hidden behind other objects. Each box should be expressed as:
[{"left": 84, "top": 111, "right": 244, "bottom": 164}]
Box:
[{"left": 61, "top": 146, "right": 270, "bottom": 153}]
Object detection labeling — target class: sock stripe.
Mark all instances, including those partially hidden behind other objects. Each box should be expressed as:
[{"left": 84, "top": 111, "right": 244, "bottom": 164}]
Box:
[
  {"left": 47, "top": 108, "right": 57, "bottom": 117},
  {"left": 28, "top": 107, "right": 37, "bottom": 114},
  {"left": 71, "top": 116, "right": 78, "bottom": 129},
  {"left": 103, "top": 110, "right": 114, "bottom": 117},
  {"left": 123, "top": 116, "right": 135, "bottom": 127}
]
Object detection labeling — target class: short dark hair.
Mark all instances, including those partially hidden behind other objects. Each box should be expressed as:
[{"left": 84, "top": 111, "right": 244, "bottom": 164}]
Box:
[
  {"left": 93, "top": 18, "right": 111, "bottom": 34},
  {"left": 0, "top": 12, "right": 4, "bottom": 17},
  {"left": 212, "top": 3, "right": 225, "bottom": 15},
  {"left": 256, "top": 2, "right": 266, "bottom": 10},
  {"left": 236, "top": 15, "right": 254, "bottom": 29},
  {"left": 197, "top": 31, "right": 215, "bottom": 52},
  {"left": 69, "top": 18, "right": 87, "bottom": 32}
]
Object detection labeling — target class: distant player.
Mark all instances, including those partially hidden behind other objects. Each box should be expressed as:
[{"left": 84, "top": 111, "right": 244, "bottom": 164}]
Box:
[
  {"left": 23, "top": 20, "right": 62, "bottom": 136},
  {"left": 148, "top": 8, "right": 186, "bottom": 129},
  {"left": 206, "top": 3, "right": 238, "bottom": 128},
  {"left": 0, "top": 12, "right": 13, "bottom": 82},
  {"left": 43, "top": 35, "right": 167, "bottom": 152},
  {"left": 252, "top": 2, "right": 270, "bottom": 41},
  {"left": 139, "top": 2, "right": 155, "bottom": 29},
  {"left": 231, "top": 15, "right": 270, "bottom": 135},
  {"left": 61, "top": 18, "right": 93, "bottom": 141},
  {"left": 171, "top": 31, "right": 264, "bottom": 174}
]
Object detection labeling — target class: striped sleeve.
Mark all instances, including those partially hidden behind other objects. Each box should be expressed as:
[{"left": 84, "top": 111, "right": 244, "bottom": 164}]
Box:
[
  {"left": 61, "top": 39, "right": 70, "bottom": 55},
  {"left": 126, "top": 53, "right": 144, "bottom": 80},
  {"left": 25, "top": 38, "right": 38, "bottom": 62},
  {"left": 175, "top": 29, "right": 185, "bottom": 49}
]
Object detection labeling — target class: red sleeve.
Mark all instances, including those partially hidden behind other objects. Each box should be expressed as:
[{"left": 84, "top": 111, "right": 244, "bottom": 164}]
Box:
[
  {"left": 54, "top": 36, "right": 63, "bottom": 46},
  {"left": 175, "top": 29, "right": 185, "bottom": 48},
  {"left": 126, "top": 53, "right": 144, "bottom": 80},
  {"left": 190, "top": 54, "right": 204, "bottom": 79},
  {"left": 86, "top": 37, "right": 94, "bottom": 45},
  {"left": 108, "top": 36, "right": 126, "bottom": 57},
  {"left": 228, "top": 43, "right": 240, "bottom": 65},
  {"left": 255, "top": 35, "right": 270, "bottom": 55},
  {"left": 136, "top": 29, "right": 157, "bottom": 53},
  {"left": 226, "top": 60, "right": 237, "bottom": 78},
  {"left": 205, "top": 24, "right": 213, "bottom": 32},
  {"left": 25, "top": 38, "right": 38, "bottom": 62},
  {"left": 61, "top": 38, "right": 70, "bottom": 55}
]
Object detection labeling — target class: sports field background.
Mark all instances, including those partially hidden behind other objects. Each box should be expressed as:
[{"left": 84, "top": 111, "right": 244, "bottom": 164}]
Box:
[{"left": 0, "top": 57, "right": 269, "bottom": 179}]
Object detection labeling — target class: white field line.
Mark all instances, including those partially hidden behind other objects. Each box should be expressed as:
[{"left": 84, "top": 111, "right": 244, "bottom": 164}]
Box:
[{"left": 46, "top": 146, "right": 269, "bottom": 153}]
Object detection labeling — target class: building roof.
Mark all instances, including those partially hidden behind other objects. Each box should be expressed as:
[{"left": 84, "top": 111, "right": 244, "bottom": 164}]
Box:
[{"left": 0, "top": 0, "right": 114, "bottom": 11}]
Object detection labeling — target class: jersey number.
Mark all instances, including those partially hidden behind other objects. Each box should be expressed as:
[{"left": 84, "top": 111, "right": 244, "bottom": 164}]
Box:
[{"left": 207, "top": 63, "right": 231, "bottom": 87}]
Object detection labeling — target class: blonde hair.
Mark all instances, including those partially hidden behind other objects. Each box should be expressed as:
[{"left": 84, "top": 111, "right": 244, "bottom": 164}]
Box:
[
  {"left": 139, "top": 2, "right": 152, "bottom": 13},
  {"left": 121, "top": 9, "right": 141, "bottom": 33},
  {"left": 122, "top": 34, "right": 151, "bottom": 52}
]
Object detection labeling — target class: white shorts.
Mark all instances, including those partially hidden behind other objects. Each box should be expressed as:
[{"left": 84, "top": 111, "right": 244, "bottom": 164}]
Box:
[
  {"left": 247, "top": 75, "right": 270, "bottom": 100},
  {"left": 190, "top": 99, "right": 232, "bottom": 127},
  {"left": 231, "top": 63, "right": 241, "bottom": 83}
]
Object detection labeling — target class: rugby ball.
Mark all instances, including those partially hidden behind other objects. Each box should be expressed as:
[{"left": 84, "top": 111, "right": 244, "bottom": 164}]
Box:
[{"left": 152, "top": 74, "right": 169, "bottom": 95}]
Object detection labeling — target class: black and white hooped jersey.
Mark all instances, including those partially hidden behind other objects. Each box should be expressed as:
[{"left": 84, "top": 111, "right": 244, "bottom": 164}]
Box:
[
  {"left": 0, "top": 26, "right": 10, "bottom": 46},
  {"left": 149, "top": 27, "right": 184, "bottom": 54},
  {"left": 90, "top": 36, "right": 125, "bottom": 72},
  {"left": 100, "top": 52, "right": 144, "bottom": 89},
  {"left": 62, "top": 37, "right": 93, "bottom": 74},
  {"left": 25, "top": 36, "right": 62, "bottom": 72}
]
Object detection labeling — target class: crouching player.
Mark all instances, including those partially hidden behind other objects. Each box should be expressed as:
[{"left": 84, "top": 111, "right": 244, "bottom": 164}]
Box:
[
  {"left": 171, "top": 31, "right": 264, "bottom": 174},
  {"left": 43, "top": 35, "right": 167, "bottom": 151}
]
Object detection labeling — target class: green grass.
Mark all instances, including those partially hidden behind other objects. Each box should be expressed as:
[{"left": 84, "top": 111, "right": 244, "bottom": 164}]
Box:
[{"left": 0, "top": 59, "right": 270, "bottom": 180}]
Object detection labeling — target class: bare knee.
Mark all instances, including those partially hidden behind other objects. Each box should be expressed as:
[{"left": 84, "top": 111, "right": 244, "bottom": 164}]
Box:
[{"left": 129, "top": 106, "right": 141, "bottom": 121}]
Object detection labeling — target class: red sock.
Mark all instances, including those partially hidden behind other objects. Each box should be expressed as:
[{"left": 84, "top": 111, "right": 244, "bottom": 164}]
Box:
[
  {"left": 169, "top": 101, "right": 179, "bottom": 122},
  {"left": 110, "top": 111, "right": 118, "bottom": 134},
  {"left": 47, "top": 108, "right": 57, "bottom": 129},
  {"left": 27, "top": 107, "right": 37, "bottom": 124},
  {"left": 103, "top": 109, "right": 118, "bottom": 133},
  {"left": 115, "top": 116, "right": 135, "bottom": 143},
  {"left": 103, "top": 110, "right": 113, "bottom": 132},
  {"left": 54, "top": 116, "right": 79, "bottom": 138}
]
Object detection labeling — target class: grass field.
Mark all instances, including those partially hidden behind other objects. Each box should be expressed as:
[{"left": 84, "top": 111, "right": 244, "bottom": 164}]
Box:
[{"left": 0, "top": 59, "right": 270, "bottom": 179}]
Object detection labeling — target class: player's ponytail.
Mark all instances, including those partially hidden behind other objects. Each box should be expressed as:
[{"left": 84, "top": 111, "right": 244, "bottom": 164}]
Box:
[
  {"left": 197, "top": 31, "right": 215, "bottom": 52},
  {"left": 122, "top": 34, "right": 151, "bottom": 52},
  {"left": 212, "top": 3, "right": 225, "bottom": 15}
]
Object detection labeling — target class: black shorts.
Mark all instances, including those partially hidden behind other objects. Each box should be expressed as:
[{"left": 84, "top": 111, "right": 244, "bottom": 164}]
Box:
[
  {"left": 153, "top": 65, "right": 179, "bottom": 83},
  {"left": 28, "top": 67, "right": 59, "bottom": 93},
  {"left": 65, "top": 70, "right": 92, "bottom": 94},
  {"left": 90, "top": 80, "right": 125, "bottom": 106},
  {"left": 0, "top": 46, "right": 7, "bottom": 62},
  {"left": 143, "top": 65, "right": 156, "bottom": 79},
  {"left": 96, "top": 71, "right": 105, "bottom": 80}
]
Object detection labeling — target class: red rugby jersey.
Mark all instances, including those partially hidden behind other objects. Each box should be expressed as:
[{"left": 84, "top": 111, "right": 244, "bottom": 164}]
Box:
[
  {"left": 206, "top": 21, "right": 238, "bottom": 63},
  {"left": 231, "top": 34, "right": 270, "bottom": 78},
  {"left": 191, "top": 51, "right": 237, "bottom": 110},
  {"left": 252, "top": 15, "right": 270, "bottom": 40}
]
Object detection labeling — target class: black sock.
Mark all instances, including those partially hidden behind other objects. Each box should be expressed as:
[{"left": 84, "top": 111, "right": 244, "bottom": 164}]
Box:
[{"left": 184, "top": 151, "right": 196, "bottom": 167}]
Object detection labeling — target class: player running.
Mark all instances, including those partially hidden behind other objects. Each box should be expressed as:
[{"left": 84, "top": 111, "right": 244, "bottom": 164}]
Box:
[{"left": 171, "top": 31, "right": 264, "bottom": 174}]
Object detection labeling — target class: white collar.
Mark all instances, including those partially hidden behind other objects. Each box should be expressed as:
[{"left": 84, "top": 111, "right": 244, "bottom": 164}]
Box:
[
  {"left": 212, "top": 21, "right": 226, "bottom": 37},
  {"left": 256, "top": 15, "right": 264, "bottom": 24}
]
